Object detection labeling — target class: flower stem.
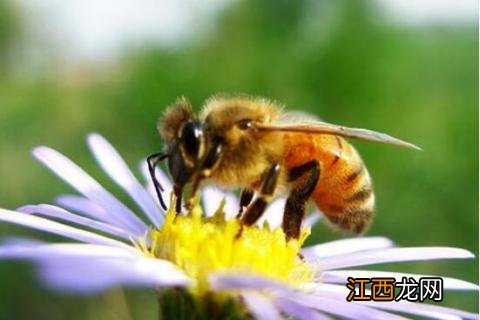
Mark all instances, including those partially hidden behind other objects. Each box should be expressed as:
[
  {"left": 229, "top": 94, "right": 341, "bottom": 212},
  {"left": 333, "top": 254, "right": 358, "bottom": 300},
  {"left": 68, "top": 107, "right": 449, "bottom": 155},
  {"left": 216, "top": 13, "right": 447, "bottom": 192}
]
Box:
[{"left": 157, "top": 288, "right": 250, "bottom": 320}]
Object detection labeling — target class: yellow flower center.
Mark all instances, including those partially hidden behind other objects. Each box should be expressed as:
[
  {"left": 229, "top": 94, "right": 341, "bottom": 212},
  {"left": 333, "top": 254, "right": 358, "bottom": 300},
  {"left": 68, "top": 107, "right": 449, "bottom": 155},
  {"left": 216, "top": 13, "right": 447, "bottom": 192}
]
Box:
[{"left": 136, "top": 197, "right": 313, "bottom": 294}]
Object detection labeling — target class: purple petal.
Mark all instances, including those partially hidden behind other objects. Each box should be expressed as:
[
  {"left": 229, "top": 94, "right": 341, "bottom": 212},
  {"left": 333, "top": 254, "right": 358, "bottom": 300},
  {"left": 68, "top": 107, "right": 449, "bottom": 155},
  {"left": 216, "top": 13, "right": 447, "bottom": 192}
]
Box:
[
  {"left": 258, "top": 198, "right": 285, "bottom": 229},
  {"left": 0, "top": 208, "right": 134, "bottom": 251},
  {"left": 0, "top": 241, "right": 137, "bottom": 259},
  {"left": 56, "top": 195, "right": 110, "bottom": 222},
  {"left": 289, "top": 294, "right": 409, "bottom": 320},
  {"left": 364, "top": 300, "right": 477, "bottom": 320},
  {"left": 18, "top": 204, "right": 132, "bottom": 240},
  {"left": 227, "top": 277, "right": 407, "bottom": 320},
  {"left": 313, "top": 284, "right": 477, "bottom": 320},
  {"left": 241, "top": 291, "right": 282, "bottom": 320},
  {"left": 321, "top": 270, "right": 479, "bottom": 291},
  {"left": 302, "top": 237, "right": 395, "bottom": 260},
  {"left": 315, "top": 247, "right": 475, "bottom": 270},
  {"left": 209, "top": 273, "right": 291, "bottom": 292},
  {"left": 274, "top": 296, "right": 331, "bottom": 320},
  {"left": 0, "top": 237, "right": 45, "bottom": 247},
  {"left": 202, "top": 186, "right": 238, "bottom": 219},
  {"left": 0, "top": 242, "right": 191, "bottom": 293},
  {"left": 32, "top": 146, "right": 146, "bottom": 235},
  {"left": 139, "top": 160, "right": 172, "bottom": 208},
  {"left": 88, "top": 134, "right": 163, "bottom": 227},
  {"left": 211, "top": 274, "right": 412, "bottom": 320},
  {"left": 39, "top": 256, "right": 191, "bottom": 293}
]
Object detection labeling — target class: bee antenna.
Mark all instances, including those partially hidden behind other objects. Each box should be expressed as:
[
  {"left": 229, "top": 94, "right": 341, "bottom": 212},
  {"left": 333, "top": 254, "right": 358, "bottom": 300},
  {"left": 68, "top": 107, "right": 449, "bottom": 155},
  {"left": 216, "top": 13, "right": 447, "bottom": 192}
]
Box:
[{"left": 147, "top": 152, "right": 169, "bottom": 210}]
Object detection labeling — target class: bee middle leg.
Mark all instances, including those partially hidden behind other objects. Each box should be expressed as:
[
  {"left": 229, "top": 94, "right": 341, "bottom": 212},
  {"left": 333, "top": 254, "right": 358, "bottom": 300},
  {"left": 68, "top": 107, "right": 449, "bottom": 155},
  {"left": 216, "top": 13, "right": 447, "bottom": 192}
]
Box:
[
  {"left": 283, "top": 160, "right": 320, "bottom": 240},
  {"left": 236, "top": 189, "right": 254, "bottom": 218},
  {"left": 239, "top": 163, "right": 281, "bottom": 227}
]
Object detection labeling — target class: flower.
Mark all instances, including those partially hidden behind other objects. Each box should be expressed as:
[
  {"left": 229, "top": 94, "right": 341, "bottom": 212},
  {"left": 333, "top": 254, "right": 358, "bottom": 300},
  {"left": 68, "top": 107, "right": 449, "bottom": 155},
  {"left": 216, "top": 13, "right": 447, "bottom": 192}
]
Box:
[{"left": 0, "top": 133, "right": 478, "bottom": 319}]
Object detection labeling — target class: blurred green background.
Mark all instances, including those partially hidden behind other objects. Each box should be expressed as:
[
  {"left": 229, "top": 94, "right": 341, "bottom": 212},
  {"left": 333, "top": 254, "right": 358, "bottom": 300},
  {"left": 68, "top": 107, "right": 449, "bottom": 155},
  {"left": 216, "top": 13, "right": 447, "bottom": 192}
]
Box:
[{"left": 0, "top": 0, "right": 477, "bottom": 319}]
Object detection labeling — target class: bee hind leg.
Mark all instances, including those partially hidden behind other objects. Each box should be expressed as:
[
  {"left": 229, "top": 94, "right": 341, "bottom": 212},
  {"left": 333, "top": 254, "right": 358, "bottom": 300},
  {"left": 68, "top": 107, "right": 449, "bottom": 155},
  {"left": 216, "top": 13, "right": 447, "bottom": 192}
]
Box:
[
  {"left": 283, "top": 160, "right": 320, "bottom": 240},
  {"left": 237, "top": 163, "right": 281, "bottom": 237}
]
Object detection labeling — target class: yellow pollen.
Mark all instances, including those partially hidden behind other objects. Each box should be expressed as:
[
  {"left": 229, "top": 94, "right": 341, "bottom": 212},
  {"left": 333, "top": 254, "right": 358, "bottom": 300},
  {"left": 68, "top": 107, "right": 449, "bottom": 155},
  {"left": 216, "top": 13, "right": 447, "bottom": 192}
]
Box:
[{"left": 137, "top": 197, "right": 313, "bottom": 294}]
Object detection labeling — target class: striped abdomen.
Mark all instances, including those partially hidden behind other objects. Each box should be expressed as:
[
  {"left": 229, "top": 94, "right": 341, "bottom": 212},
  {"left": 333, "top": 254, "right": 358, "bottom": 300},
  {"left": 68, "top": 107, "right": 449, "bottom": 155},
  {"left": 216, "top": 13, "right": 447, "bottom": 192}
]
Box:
[{"left": 283, "top": 133, "right": 374, "bottom": 234}]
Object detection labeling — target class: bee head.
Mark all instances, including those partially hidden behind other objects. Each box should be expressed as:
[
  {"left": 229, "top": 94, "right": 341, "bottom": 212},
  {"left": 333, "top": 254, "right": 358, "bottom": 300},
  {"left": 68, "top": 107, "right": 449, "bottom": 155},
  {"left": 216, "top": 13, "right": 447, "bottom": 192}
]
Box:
[{"left": 158, "top": 98, "right": 206, "bottom": 187}]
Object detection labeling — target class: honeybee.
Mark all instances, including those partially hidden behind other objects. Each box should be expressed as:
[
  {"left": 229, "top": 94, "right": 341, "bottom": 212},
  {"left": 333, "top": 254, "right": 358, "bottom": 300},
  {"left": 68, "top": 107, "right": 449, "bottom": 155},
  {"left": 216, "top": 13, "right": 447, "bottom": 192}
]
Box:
[{"left": 148, "top": 95, "right": 419, "bottom": 240}]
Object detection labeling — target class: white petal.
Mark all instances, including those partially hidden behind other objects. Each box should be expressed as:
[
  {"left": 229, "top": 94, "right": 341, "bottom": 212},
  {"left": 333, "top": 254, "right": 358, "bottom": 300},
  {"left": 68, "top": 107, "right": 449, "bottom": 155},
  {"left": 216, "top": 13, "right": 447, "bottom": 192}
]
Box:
[
  {"left": 258, "top": 198, "right": 285, "bottom": 229},
  {"left": 33, "top": 146, "right": 147, "bottom": 235},
  {"left": 18, "top": 204, "right": 132, "bottom": 240},
  {"left": 302, "top": 211, "right": 322, "bottom": 228},
  {"left": 316, "top": 247, "right": 475, "bottom": 270},
  {"left": 56, "top": 195, "right": 110, "bottom": 222},
  {"left": 242, "top": 291, "right": 282, "bottom": 320},
  {"left": 302, "top": 237, "right": 395, "bottom": 260},
  {"left": 258, "top": 200, "right": 322, "bottom": 230},
  {"left": 88, "top": 134, "right": 163, "bottom": 227},
  {"left": 223, "top": 192, "right": 239, "bottom": 220},
  {"left": 321, "top": 270, "right": 479, "bottom": 291},
  {"left": 202, "top": 186, "right": 238, "bottom": 218},
  {"left": 0, "top": 208, "right": 134, "bottom": 251}
]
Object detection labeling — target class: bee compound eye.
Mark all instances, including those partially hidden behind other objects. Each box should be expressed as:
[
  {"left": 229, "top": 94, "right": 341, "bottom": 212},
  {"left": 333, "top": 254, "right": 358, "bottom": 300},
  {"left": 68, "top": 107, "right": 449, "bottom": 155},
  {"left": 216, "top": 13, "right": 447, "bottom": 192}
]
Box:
[
  {"left": 181, "top": 122, "right": 203, "bottom": 159},
  {"left": 237, "top": 119, "right": 253, "bottom": 130}
]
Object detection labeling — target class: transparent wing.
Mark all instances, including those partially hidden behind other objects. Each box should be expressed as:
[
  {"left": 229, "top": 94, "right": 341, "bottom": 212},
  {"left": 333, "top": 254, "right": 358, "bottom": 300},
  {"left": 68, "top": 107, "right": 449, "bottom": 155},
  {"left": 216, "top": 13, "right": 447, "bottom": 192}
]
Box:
[
  {"left": 278, "top": 111, "right": 322, "bottom": 124},
  {"left": 254, "top": 121, "right": 421, "bottom": 150}
]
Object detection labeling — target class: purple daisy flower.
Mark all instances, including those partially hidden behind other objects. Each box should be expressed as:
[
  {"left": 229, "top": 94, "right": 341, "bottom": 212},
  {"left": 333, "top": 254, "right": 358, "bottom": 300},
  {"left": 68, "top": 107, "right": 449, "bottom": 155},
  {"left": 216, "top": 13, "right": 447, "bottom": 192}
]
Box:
[{"left": 0, "top": 133, "right": 477, "bottom": 319}]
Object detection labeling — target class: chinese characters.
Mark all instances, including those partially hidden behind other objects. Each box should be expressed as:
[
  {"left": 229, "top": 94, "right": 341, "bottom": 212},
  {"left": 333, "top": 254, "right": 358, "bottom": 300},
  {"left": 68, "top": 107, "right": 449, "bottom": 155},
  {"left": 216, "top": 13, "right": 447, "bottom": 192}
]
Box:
[{"left": 346, "top": 277, "right": 443, "bottom": 302}]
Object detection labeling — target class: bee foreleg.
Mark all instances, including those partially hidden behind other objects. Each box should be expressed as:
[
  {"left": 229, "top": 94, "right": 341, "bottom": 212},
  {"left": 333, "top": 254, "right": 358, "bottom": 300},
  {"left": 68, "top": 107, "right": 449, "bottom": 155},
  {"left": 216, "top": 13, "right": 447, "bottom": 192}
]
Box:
[
  {"left": 283, "top": 160, "right": 320, "bottom": 240},
  {"left": 185, "top": 177, "right": 202, "bottom": 210},
  {"left": 173, "top": 185, "right": 183, "bottom": 214},
  {"left": 147, "top": 152, "right": 169, "bottom": 210},
  {"left": 237, "top": 189, "right": 254, "bottom": 218},
  {"left": 239, "top": 163, "right": 281, "bottom": 228},
  {"left": 185, "top": 139, "right": 223, "bottom": 210}
]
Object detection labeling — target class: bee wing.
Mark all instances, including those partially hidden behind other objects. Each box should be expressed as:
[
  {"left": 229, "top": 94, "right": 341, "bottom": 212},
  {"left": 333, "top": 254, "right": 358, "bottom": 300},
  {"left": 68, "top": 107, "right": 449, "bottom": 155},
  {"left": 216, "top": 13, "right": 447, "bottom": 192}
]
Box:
[
  {"left": 255, "top": 121, "right": 421, "bottom": 150},
  {"left": 278, "top": 111, "right": 322, "bottom": 123}
]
